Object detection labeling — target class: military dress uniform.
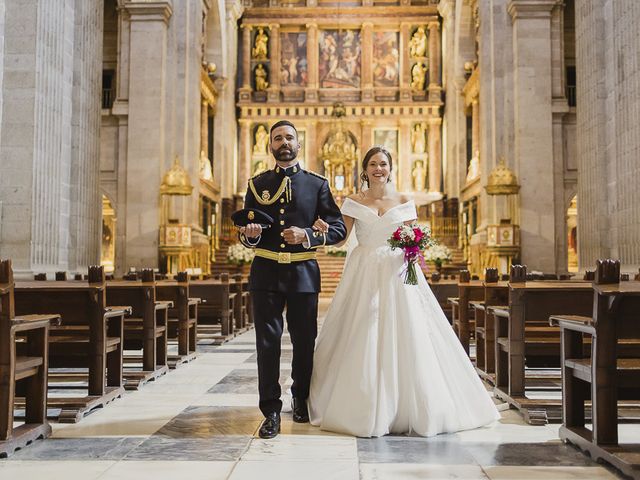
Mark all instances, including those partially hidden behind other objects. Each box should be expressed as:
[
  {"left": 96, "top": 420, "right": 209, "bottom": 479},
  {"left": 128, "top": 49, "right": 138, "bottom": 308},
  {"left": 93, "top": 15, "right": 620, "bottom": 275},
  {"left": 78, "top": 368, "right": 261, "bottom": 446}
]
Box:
[{"left": 239, "top": 163, "right": 346, "bottom": 416}]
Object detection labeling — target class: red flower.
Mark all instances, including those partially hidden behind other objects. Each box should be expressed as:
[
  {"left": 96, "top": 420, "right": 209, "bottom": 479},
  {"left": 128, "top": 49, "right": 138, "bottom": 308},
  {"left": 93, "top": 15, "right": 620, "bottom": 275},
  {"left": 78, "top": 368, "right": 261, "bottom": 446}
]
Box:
[
  {"left": 413, "top": 228, "right": 423, "bottom": 242},
  {"left": 393, "top": 230, "right": 402, "bottom": 241}
]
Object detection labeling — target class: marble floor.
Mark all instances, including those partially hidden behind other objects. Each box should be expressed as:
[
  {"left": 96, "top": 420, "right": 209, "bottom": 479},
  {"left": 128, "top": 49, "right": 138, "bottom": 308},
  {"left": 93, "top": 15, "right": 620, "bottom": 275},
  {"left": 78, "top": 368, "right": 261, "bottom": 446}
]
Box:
[{"left": 0, "top": 300, "right": 631, "bottom": 480}]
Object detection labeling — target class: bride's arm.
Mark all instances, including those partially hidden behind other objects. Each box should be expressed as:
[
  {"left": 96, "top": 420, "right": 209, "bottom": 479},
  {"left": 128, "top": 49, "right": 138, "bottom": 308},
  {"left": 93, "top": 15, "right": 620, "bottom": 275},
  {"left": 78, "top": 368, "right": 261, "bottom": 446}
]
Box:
[{"left": 312, "top": 215, "right": 354, "bottom": 247}]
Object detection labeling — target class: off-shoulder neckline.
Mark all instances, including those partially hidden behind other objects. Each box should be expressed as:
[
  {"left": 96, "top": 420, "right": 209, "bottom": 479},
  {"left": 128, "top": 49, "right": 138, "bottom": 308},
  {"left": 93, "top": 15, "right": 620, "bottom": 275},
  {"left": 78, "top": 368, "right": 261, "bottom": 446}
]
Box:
[{"left": 343, "top": 197, "right": 415, "bottom": 219}]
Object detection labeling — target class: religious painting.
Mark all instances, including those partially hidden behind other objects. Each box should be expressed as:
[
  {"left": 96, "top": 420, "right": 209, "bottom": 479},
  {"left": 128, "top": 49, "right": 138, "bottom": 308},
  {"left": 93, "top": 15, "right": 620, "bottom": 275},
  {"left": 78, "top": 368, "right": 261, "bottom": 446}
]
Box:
[
  {"left": 318, "top": 30, "right": 361, "bottom": 89},
  {"left": 373, "top": 32, "right": 399, "bottom": 87},
  {"left": 280, "top": 32, "right": 308, "bottom": 87}
]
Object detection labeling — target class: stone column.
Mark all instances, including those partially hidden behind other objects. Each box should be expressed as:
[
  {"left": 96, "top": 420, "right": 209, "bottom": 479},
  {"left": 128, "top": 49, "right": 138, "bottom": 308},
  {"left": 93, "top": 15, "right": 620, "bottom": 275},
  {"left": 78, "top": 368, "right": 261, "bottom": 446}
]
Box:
[
  {"left": 239, "top": 24, "right": 252, "bottom": 102},
  {"left": 238, "top": 119, "right": 252, "bottom": 191},
  {"left": 428, "top": 117, "right": 442, "bottom": 193},
  {"left": 399, "top": 120, "right": 412, "bottom": 192},
  {"left": 361, "top": 22, "right": 374, "bottom": 101},
  {"left": 123, "top": 1, "right": 172, "bottom": 269},
  {"left": 0, "top": 0, "right": 71, "bottom": 276},
  {"left": 267, "top": 23, "right": 280, "bottom": 103},
  {"left": 508, "top": 0, "right": 556, "bottom": 271},
  {"left": 428, "top": 20, "right": 442, "bottom": 102},
  {"left": 305, "top": 22, "right": 319, "bottom": 102},
  {"left": 399, "top": 23, "right": 411, "bottom": 101},
  {"left": 69, "top": 0, "right": 104, "bottom": 271}
]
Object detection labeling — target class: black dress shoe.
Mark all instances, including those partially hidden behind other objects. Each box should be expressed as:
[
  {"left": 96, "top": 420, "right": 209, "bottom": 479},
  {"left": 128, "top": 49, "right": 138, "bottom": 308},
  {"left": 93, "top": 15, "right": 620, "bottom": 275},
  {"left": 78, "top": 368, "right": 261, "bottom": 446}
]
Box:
[
  {"left": 291, "top": 398, "right": 309, "bottom": 423},
  {"left": 258, "top": 412, "right": 281, "bottom": 439}
]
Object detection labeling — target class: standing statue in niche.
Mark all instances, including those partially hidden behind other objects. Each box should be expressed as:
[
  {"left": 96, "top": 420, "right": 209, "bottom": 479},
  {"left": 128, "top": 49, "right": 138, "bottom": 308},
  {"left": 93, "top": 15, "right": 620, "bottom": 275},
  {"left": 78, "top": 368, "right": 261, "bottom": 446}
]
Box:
[
  {"left": 253, "top": 125, "right": 269, "bottom": 155},
  {"left": 411, "top": 62, "right": 428, "bottom": 91},
  {"left": 199, "top": 150, "right": 213, "bottom": 181},
  {"left": 411, "top": 122, "right": 426, "bottom": 153},
  {"left": 252, "top": 27, "right": 269, "bottom": 60},
  {"left": 409, "top": 26, "right": 428, "bottom": 58},
  {"left": 255, "top": 64, "right": 269, "bottom": 91},
  {"left": 412, "top": 160, "right": 426, "bottom": 192}
]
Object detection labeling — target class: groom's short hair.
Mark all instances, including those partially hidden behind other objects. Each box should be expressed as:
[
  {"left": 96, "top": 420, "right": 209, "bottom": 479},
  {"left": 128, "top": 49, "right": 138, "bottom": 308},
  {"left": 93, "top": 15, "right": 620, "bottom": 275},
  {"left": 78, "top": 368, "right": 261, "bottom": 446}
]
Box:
[{"left": 270, "top": 120, "right": 298, "bottom": 141}]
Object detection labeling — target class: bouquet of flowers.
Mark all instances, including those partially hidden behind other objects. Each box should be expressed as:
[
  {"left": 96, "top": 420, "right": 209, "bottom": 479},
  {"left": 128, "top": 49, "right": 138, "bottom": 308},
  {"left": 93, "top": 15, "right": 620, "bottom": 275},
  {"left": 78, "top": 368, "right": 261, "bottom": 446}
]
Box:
[
  {"left": 387, "top": 223, "right": 435, "bottom": 285},
  {"left": 424, "top": 242, "right": 452, "bottom": 269},
  {"left": 325, "top": 244, "right": 348, "bottom": 257},
  {"left": 227, "top": 243, "right": 255, "bottom": 266}
]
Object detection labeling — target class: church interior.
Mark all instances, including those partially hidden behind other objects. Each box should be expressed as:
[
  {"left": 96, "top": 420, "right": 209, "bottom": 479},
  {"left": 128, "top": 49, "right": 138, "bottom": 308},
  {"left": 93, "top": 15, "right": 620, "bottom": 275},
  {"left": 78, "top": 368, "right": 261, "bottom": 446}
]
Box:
[{"left": 1, "top": 0, "right": 640, "bottom": 478}]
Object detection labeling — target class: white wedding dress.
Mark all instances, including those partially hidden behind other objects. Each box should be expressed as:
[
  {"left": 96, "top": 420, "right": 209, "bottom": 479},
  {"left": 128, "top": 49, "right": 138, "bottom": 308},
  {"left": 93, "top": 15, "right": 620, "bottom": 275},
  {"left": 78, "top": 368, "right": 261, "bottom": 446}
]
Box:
[{"left": 308, "top": 198, "right": 500, "bottom": 437}]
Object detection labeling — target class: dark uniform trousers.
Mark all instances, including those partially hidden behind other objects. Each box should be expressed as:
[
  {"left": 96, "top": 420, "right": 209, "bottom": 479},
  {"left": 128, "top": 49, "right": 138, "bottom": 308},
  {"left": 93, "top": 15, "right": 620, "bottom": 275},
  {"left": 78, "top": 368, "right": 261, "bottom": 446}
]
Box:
[
  {"left": 239, "top": 164, "right": 346, "bottom": 417},
  {"left": 252, "top": 290, "right": 318, "bottom": 416}
]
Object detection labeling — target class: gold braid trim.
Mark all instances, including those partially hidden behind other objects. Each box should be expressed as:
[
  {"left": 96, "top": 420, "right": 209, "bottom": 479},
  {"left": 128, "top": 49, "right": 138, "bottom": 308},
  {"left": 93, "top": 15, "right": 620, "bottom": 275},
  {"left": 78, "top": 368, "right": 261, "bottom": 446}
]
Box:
[{"left": 249, "top": 176, "right": 291, "bottom": 205}]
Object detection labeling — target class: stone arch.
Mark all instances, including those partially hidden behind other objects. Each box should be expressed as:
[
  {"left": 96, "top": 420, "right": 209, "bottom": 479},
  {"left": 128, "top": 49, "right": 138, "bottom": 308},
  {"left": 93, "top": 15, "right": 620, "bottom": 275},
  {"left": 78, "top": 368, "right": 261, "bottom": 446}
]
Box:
[{"left": 204, "top": 0, "right": 227, "bottom": 77}]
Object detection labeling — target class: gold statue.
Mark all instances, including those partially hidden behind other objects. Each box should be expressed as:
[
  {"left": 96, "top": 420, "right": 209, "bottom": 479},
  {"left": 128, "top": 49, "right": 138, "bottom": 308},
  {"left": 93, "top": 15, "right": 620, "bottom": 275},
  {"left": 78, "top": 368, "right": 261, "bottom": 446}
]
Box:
[
  {"left": 411, "top": 62, "right": 428, "bottom": 91},
  {"left": 255, "top": 64, "right": 269, "bottom": 91},
  {"left": 253, "top": 125, "right": 269, "bottom": 155},
  {"left": 199, "top": 150, "right": 213, "bottom": 181},
  {"left": 409, "top": 26, "right": 428, "bottom": 58},
  {"left": 412, "top": 160, "right": 426, "bottom": 192},
  {"left": 252, "top": 27, "right": 269, "bottom": 60},
  {"left": 411, "top": 122, "right": 426, "bottom": 153}
]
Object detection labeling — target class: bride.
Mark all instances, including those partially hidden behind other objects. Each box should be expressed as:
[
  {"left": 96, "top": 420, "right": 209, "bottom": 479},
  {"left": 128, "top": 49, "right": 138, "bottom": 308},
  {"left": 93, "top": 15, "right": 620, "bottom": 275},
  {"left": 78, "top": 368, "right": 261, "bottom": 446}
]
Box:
[{"left": 308, "top": 146, "right": 500, "bottom": 438}]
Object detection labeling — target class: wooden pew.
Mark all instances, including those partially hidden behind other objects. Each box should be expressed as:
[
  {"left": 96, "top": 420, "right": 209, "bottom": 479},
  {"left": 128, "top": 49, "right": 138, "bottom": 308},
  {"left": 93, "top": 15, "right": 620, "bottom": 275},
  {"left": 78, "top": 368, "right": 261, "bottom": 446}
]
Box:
[
  {"left": 551, "top": 260, "right": 640, "bottom": 479},
  {"left": 427, "top": 276, "right": 458, "bottom": 323},
  {"left": 0, "top": 260, "right": 60, "bottom": 457},
  {"left": 451, "top": 270, "right": 485, "bottom": 355},
  {"left": 106, "top": 269, "right": 170, "bottom": 390},
  {"left": 230, "top": 274, "right": 250, "bottom": 331},
  {"left": 14, "top": 266, "right": 129, "bottom": 423},
  {"left": 493, "top": 265, "right": 593, "bottom": 424},
  {"left": 190, "top": 273, "right": 236, "bottom": 344},
  {"left": 474, "top": 268, "right": 509, "bottom": 384},
  {"left": 156, "top": 272, "right": 200, "bottom": 368}
]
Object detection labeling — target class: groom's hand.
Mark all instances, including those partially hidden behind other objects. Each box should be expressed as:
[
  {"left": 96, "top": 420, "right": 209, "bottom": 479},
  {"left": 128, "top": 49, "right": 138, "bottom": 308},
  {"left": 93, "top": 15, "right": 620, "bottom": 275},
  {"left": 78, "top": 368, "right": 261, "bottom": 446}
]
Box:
[
  {"left": 283, "top": 226, "right": 307, "bottom": 245},
  {"left": 240, "top": 223, "right": 262, "bottom": 238}
]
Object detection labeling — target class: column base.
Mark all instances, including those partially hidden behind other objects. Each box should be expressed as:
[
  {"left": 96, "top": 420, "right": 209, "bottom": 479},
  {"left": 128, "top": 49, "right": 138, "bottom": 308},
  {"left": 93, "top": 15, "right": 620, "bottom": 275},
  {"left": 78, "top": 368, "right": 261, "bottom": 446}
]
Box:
[
  {"left": 362, "top": 88, "right": 374, "bottom": 101},
  {"left": 267, "top": 89, "right": 280, "bottom": 103},
  {"left": 305, "top": 88, "right": 318, "bottom": 102},
  {"left": 400, "top": 88, "right": 412, "bottom": 101},
  {"left": 239, "top": 88, "right": 252, "bottom": 103},
  {"left": 428, "top": 84, "right": 443, "bottom": 103}
]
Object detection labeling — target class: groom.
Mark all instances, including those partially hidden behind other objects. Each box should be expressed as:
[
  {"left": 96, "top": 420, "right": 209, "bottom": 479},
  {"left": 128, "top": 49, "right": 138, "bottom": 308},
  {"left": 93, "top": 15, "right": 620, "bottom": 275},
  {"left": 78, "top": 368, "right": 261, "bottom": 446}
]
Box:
[{"left": 239, "top": 120, "right": 346, "bottom": 439}]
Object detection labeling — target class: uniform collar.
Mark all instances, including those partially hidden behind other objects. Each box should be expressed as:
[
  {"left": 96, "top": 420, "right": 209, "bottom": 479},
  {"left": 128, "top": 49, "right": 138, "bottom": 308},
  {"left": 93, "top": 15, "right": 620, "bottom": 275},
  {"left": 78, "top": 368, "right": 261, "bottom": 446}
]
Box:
[{"left": 274, "top": 163, "right": 301, "bottom": 177}]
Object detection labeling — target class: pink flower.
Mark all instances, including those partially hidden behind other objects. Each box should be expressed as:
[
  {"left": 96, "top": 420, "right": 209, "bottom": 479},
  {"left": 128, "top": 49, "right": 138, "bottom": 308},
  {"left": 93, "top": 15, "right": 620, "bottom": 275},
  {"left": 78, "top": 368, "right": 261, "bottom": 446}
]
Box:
[
  {"left": 413, "top": 228, "right": 424, "bottom": 242},
  {"left": 393, "top": 230, "right": 402, "bottom": 241}
]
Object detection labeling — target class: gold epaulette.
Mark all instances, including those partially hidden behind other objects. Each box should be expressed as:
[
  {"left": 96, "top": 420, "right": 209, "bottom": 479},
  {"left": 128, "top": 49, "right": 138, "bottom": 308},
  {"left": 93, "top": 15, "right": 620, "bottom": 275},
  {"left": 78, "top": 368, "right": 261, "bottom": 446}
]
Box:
[
  {"left": 306, "top": 170, "right": 328, "bottom": 181},
  {"left": 250, "top": 170, "right": 269, "bottom": 180}
]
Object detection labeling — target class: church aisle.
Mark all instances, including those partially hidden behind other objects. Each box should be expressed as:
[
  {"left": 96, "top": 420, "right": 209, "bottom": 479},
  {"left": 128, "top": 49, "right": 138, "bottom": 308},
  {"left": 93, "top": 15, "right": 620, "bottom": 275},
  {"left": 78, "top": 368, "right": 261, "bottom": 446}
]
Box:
[{"left": 0, "top": 300, "right": 625, "bottom": 480}]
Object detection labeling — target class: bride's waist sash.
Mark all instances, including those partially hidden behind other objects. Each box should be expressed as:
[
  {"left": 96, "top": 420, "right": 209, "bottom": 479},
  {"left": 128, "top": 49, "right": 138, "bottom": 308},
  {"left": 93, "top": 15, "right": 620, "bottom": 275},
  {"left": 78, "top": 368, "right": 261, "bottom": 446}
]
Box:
[{"left": 254, "top": 248, "right": 317, "bottom": 264}]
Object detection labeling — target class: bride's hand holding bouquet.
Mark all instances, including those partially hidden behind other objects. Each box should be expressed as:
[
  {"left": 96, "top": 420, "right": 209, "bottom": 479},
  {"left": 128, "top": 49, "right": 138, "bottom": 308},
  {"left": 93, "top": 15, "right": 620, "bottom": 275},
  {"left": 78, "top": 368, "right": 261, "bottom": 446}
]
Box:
[{"left": 387, "top": 223, "right": 434, "bottom": 285}]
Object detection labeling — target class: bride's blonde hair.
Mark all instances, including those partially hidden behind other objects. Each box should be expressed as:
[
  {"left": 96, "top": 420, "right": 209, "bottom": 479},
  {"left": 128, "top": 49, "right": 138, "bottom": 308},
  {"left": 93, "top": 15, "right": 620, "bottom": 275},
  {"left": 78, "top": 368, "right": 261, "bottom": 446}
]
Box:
[{"left": 360, "top": 145, "right": 393, "bottom": 188}]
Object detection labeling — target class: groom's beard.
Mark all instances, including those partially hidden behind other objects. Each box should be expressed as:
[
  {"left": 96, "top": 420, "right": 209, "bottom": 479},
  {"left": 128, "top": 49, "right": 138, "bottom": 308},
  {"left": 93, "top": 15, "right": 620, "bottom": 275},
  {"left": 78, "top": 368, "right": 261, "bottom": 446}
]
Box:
[{"left": 272, "top": 145, "right": 298, "bottom": 162}]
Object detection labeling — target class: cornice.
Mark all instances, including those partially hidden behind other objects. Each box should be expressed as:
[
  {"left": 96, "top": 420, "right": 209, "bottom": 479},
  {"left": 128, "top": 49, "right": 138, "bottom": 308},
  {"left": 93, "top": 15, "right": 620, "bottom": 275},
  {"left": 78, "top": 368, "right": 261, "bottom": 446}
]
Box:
[
  {"left": 508, "top": 0, "right": 558, "bottom": 21},
  {"left": 122, "top": 1, "right": 173, "bottom": 24}
]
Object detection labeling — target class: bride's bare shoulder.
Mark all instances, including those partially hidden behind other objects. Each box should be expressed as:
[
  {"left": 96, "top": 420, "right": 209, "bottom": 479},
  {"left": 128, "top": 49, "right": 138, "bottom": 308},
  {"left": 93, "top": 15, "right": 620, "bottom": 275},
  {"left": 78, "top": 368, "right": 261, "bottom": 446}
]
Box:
[
  {"left": 398, "top": 193, "right": 413, "bottom": 204},
  {"left": 347, "top": 193, "right": 366, "bottom": 204}
]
